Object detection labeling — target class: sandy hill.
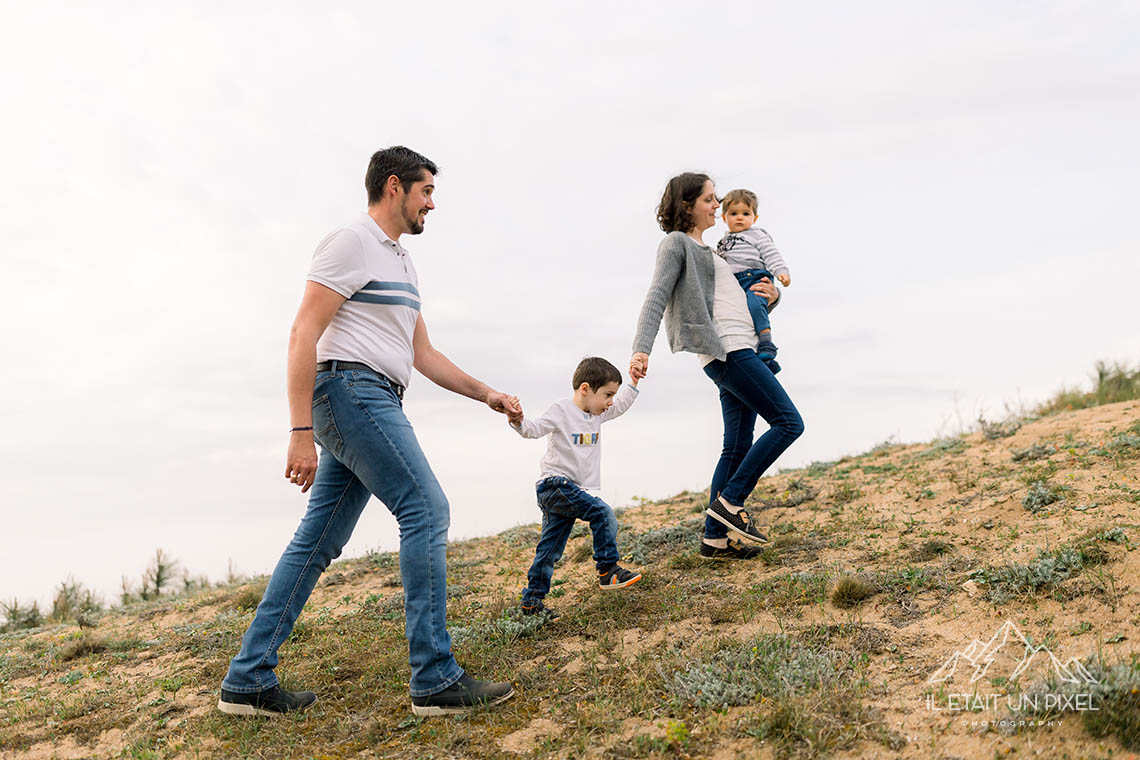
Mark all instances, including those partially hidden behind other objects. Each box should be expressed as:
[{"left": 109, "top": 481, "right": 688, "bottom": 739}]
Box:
[{"left": 2, "top": 400, "right": 1139, "bottom": 759}]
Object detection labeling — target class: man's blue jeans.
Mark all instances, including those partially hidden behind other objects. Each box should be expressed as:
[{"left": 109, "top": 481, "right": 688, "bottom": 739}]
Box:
[
  {"left": 521, "top": 476, "right": 619, "bottom": 606},
  {"left": 733, "top": 268, "right": 776, "bottom": 336},
  {"left": 701, "top": 349, "right": 804, "bottom": 540},
  {"left": 222, "top": 365, "right": 463, "bottom": 698}
]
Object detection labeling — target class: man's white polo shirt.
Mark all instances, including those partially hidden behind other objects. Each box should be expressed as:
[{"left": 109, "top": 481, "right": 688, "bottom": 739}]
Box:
[{"left": 307, "top": 214, "right": 421, "bottom": 388}]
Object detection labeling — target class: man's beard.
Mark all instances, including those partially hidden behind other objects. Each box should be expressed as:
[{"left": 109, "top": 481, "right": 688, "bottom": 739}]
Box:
[{"left": 403, "top": 208, "right": 424, "bottom": 235}]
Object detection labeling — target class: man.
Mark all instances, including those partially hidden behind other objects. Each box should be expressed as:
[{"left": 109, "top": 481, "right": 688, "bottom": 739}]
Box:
[{"left": 219, "top": 146, "right": 518, "bottom": 717}]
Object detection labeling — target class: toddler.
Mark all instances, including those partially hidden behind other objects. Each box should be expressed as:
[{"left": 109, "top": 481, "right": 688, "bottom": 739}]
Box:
[
  {"left": 510, "top": 357, "right": 642, "bottom": 618},
  {"left": 716, "top": 189, "right": 791, "bottom": 373}
]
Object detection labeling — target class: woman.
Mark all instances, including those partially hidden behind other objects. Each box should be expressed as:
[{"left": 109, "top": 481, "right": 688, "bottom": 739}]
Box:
[{"left": 630, "top": 172, "right": 804, "bottom": 559}]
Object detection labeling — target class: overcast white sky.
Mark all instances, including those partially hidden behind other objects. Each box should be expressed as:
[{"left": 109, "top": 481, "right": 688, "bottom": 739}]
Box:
[{"left": 3, "top": 1, "right": 1139, "bottom": 613}]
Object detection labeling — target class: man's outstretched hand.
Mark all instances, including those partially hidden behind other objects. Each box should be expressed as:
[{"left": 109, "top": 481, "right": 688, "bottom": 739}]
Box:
[{"left": 486, "top": 391, "right": 522, "bottom": 424}]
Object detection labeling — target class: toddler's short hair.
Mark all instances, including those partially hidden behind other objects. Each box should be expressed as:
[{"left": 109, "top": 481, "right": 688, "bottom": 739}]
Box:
[
  {"left": 572, "top": 357, "right": 622, "bottom": 391},
  {"left": 720, "top": 188, "right": 758, "bottom": 214}
]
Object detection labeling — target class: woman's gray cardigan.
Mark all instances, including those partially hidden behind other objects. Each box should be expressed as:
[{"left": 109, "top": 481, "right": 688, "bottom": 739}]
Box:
[{"left": 632, "top": 231, "right": 779, "bottom": 362}]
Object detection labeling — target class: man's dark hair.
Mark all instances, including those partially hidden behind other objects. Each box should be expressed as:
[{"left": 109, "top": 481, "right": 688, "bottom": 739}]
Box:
[
  {"left": 572, "top": 357, "right": 622, "bottom": 391},
  {"left": 365, "top": 146, "right": 439, "bottom": 204},
  {"left": 656, "top": 172, "right": 712, "bottom": 233}
]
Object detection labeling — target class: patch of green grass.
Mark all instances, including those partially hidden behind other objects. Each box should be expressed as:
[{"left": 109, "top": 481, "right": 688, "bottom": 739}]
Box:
[
  {"left": 1014, "top": 655, "right": 1140, "bottom": 750},
  {"left": 449, "top": 605, "right": 557, "bottom": 648},
  {"left": 498, "top": 524, "right": 541, "bottom": 547},
  {"left": 1022, "top": 480, "right": 1071, "bottom": 513},
  {"left": 1012, "top": 443, "right": 1058, "bottom": 462},
  {"left": 1036, "top": 360, "right": 1140, "bottom": 416},
  {"left": 759, "top": 479, "right": 820, "bottom": 509},
  {"left": 831, "top": 482, "right": 864, "bottom": 504},
  {"left": 59, "top": 634, "right": 107, "bottom": 662},
  {"left": 909, "top": 539, "right": 953, "bottom": 562},
  {"left": 976, "top": 528, "right": 1128, "bottom": 602},
  {"left": 670, "top": 633, "right": 902, "bottom": 757},
  {"left": 917, "top": 437, "right": 966, "bottom": 459},
  {"left": 979, "top": 416, "right": 1021, "bottom": 440},
  {"left": 805, "top": 460, "right": 837, "bottom": 476},
  {"left": 831, "top": 576, "right": 877, "bottom": 609},
  {"left": 226, "top": 580, "right": 268, "bottom": 611},
  {"left": 1090, "top": 423, "right": 1140, "bottom": 459},
  {"left": 750, "top": 572, "right": 831, "bottom": 609},
  {"left": 878, "top": 565, "right": 944, "bottom": 596},
  {"left": 619, "top": 518, "right": 703, "bottom": 564}
]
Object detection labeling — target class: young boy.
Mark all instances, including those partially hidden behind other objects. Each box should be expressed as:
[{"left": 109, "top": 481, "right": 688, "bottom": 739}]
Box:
[
  {"left": 716, "top": 189, "right": 791, "bottom": 374},
  {"left": 510, "top": 357, "right": 642, "bottom": 618}
]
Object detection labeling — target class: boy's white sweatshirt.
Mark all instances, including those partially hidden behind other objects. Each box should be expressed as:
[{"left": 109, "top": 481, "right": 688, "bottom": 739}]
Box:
[{"left": 510, "top": 383, "right": 638, "bottom": 490}]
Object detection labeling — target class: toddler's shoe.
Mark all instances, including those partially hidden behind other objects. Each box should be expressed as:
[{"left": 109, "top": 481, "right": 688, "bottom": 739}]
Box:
[
  {"left": 598, "top": 565, "right": 642, "bottom": 590},
  {"left": 521, "top": 600, "right": 560, "bottom": 620},
  {"left": 757, "top": 339, "right": 780, "bottom": 374}
]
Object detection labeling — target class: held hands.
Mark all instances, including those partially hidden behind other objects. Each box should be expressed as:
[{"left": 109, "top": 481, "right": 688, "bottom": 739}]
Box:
[
  {"left": 777, "top": 273, "right": 791, "bottom": 287},
  {"left": 285, "top": 432, "right": 318, "bottom": 493},
  {"left": 486, "top": 391, "right": 523, "bottom": 425},
  {"left": 630, "top": 352, "right": 649, "bottom": 382},
  {"left": 506, "top": 399, "right": 524, "bottom": 427}
]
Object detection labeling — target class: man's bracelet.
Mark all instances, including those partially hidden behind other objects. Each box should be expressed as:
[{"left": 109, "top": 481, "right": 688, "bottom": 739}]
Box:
[{"left": 290, "top": 426, "right": 314, "bottom": 433}]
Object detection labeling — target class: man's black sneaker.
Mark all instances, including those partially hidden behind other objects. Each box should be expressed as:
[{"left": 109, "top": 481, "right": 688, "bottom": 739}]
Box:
[
  {"left": 410, "top": 673, "right": 514, "bottom": 716},
  {"left": 217, "top": 684, "right": 317, "bottom": 717},
  {"left": 521, "top": 600, "right": 560, "bottom": 620},
  {"left": 705, "top": 498, "right": 768, "bottom": 543},
  {"left": 598, "top": 565, "right": 642, "bottom": 590},
  {"left": 700, "top": 539, "right": 765, "bottom": 560}
]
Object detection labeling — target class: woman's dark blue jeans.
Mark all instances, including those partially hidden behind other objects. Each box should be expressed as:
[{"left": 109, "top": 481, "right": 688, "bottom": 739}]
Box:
[{"left": 701, "top": 349, "right": 804, "bottom": 539}]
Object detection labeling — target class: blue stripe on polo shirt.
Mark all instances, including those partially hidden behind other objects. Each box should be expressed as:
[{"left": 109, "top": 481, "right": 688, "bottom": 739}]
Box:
[
  {"left": 360, "top": 280, "right": 420, "bottom": 297},
  {"left": 349, "top": 293, "right": 422, "bottom": 310}
]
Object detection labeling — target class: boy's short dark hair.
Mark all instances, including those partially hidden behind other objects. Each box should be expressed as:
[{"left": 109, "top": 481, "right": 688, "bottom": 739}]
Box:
[
  {"left": 572, "top": 357, "right": 622, "bottom": 391},
  {"left": 721, "top": 188, "right": 758, "bottom": 214},
  {"left": 365, "top": 146, "right": 440, "bottom": 204}
]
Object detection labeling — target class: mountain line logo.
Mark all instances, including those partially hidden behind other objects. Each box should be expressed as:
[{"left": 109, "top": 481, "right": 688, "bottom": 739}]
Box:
[{"left": 927, "top": 619, "right": 1099, "bottom": 687}]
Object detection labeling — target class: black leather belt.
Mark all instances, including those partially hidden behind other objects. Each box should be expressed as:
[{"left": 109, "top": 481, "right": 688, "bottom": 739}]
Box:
[{"left": 316, "top": 361, "right": 405, "bottom": 399}]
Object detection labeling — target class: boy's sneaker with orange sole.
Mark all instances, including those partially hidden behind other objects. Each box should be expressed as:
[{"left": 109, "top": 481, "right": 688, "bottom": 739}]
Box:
[{"left": 598, "top": 564, "right": 642, "bottom": 590}]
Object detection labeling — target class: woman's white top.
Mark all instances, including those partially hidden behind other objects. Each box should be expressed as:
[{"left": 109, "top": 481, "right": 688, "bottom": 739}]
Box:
[{"left": 697, "top": 252, "right": 759, "bottom": 367}]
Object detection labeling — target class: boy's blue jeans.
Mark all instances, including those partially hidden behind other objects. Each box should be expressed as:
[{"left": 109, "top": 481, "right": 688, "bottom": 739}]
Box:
[
  {"left": 522, "top": 476, "right": 619, "bottom": 606},
  {"left": 702, "top": 349, "right": 804, "bottom": 540},
  {"left": 733, "top": 268, "right": 776, "bottom": 341},
  {"left": 222, "top": 366, "right": 463, "bottom": 698}
]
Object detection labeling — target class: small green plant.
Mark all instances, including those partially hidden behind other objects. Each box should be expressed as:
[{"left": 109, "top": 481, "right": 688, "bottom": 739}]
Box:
[
  {"left": 979, "top": 416, "right": 1021, "bottom": 440},
  {"left": 1023, "top": 480, "right": 1069, "bottom": 512},
  {"left": 60, "top": 634, "right": 107, "bottom": 662},
  {"left": 832, "top": 576, "right": 877, "bottom": 608},
  {"left": 154, "top": 676, "right": 184, "bottom": 701},
  {"left": 918, "top": 437, "right": 966, "bottom": 459},
  {"left": 910, "top": 539, "right": 952, "bottom": 562},
  {"left": 664, "top": 719, "right": 690, "bottom": 748},
  {"left": 1012, "top": 443, "right": 1057, "bottom": 462},
  {"left": 832, "top": 482, "right": 864, "bottom": 504}
]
